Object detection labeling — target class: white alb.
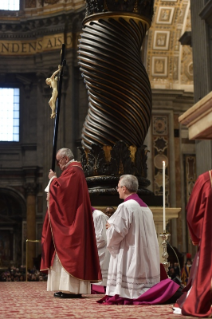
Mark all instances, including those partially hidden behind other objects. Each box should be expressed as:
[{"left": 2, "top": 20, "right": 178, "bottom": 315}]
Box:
[{"left": 106, "top": 199, "right": 160, "bottom": 299}]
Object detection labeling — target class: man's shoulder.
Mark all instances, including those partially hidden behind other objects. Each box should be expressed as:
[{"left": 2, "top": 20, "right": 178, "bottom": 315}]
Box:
[
  {"left": 64, "top": 162, "right": 83, "bottom": 175},
  {"left": 69, "top": 161, "right": 83, "bottom": 170},
  {"left": 119, "top": 200, "right": 140, "bottom": 210},
  {"left": 60, "top": 162, "right": 86, "bottom": 184},
  {"left": 120, "top": 200, "right": 151, "bottom": 212},
  {"left": 93, "top": 209, "right": 108, "bottom": 220}
]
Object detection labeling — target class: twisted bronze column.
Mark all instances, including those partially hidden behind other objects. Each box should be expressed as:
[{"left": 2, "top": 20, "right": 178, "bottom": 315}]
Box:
[{"left": 78, "top": 0, "right": 154, "bottom": 195}]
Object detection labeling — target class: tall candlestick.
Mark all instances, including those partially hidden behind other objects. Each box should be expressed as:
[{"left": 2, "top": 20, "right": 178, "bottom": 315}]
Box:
[{"left": 163, "top": 161, "right": 166, "bottom": 232}]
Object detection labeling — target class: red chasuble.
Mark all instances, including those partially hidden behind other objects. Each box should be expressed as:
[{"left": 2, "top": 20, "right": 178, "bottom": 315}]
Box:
[
  {"left": 176, "top": 171, "right": 212, "bottom": 317},
  {"left": 40, "top": 162, "right": 102, "bottom": 282}
]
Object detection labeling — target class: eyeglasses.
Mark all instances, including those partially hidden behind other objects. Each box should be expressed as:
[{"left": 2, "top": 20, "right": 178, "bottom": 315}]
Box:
[
  {"left": 56, "top": 156, "right": 65, "bottom": 165},
  {"left": 116, "top": 186, "right": 123, "bottom": 190}
]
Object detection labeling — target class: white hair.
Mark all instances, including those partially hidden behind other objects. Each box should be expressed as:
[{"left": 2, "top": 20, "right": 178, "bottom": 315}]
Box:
[
  {"left": 119, "top": 175, "right": 138, "bottom": 193},
  {"left": 57, "top": 148, "right": 74, "bottom": 160}
]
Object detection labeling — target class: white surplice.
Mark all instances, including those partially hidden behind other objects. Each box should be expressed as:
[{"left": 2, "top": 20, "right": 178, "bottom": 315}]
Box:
[
  {"left": 47, "top": 254, "right": 91, "bottom": 294},
  {"left": 92, "top": 209, "right": 110, "bottom": 286},
  {"left": 106, "top": 199, "right": 160, "bottom": 299}
]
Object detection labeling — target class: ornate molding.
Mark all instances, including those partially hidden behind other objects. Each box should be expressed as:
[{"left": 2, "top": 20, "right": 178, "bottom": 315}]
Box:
[
  {"left": 79, "top": 141, "right": 150, "bottom": 194},
  {"left": 179, "top": 91, "right": 212, "bottom": 140},
  {"left": 0, "top": 10, "right": 83, "bottom": 38},
  {"left": 79, "top": 141, "right": 149, "bottom": 177},
  {"left": 22, "top": 167, "right": 39, "bottom": 196},
  {"left": 0, "top": 23, "right": 66, "bottom": 39},
  {"left": 25, "top": 0, "right": 37, "bottom": 8},
  {"left": 44, "top": 0, "right": 60, "bottom": 4},
  {"left": 37, "top": 0, "right": 60, "bottom": 4},
  {"left": 85, "top": 0, "right": 154, "bottom": 22},
  {"left": 0, "top": 10, "right": 24, "bottom": 18}
]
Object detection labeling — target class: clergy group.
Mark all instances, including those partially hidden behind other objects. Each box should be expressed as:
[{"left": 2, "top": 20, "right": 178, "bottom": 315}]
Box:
[{"left": 40, "top": 148, "right": 212, "bottom": 318}]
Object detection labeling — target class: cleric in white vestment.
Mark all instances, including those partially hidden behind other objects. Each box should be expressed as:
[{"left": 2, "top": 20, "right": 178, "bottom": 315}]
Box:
[
  {"left": 92, "top": 208, "right": 110, "bottom": 287},
  {"left": 106, "top": 174, "right": 160, "bottom": 299}
]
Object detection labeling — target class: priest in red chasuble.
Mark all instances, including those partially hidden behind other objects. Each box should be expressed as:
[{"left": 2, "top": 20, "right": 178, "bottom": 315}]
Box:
[
  {"left": 173, "top": 170, "right": 212, "bottom": 317},
  {"left": 40, "top": 148, "right": 102, "bottom": 298}
]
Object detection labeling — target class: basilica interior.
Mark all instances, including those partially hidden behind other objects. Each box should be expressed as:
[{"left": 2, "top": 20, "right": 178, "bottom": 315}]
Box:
[{"left": 0, "top": 0, "right": 212, "bottom": 272}]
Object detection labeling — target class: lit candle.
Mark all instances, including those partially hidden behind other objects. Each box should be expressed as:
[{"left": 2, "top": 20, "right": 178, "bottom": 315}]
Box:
[{"left": 163, "top": 161, "right": 166, "bottom": 232}]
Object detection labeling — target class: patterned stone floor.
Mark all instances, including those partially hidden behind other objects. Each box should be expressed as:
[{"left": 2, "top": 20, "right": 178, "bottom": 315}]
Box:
[{"left": 0, "top": 282, "right": 197, "bottom": 319}]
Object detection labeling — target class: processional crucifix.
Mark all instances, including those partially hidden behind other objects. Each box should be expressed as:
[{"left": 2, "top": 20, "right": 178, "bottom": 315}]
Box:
[{"left": 46, "top": 44, "right": 66, "bottom": 171}]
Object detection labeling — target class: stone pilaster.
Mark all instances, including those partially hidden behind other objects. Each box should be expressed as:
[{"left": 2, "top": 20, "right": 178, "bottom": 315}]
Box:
[
  {"left": 24, "top": 182, "right": 37, "bottom": 269},
  {"left": 190, "top": 0, "right": 212, "bottom": 176}
]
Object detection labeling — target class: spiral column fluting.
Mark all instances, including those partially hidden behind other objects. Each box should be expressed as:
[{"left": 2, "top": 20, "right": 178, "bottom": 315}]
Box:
[
  {"left": 78, "top": 1, "right": 154, "bottom": 196},
  {"left": 78, "top": 14, "right": 152, "bottom": 150}
]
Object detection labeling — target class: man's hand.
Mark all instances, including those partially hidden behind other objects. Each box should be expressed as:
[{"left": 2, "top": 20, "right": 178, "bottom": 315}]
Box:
[
  {"left": 106, "top": 222, "right": 111, "bottom": 229},
  {"left": 48, "top": 169, "right": 57, "bottom": 180}
]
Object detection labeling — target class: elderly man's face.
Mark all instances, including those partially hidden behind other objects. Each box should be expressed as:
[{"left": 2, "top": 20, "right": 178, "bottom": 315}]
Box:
[{"left": 56, "top": 152, "right": 68, "bottom": 171}]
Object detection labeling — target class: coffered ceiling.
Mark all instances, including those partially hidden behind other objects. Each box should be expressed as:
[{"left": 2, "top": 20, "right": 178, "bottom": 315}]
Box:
[{"left": 146, "top": 0, "right": 193, "bottom": 92}]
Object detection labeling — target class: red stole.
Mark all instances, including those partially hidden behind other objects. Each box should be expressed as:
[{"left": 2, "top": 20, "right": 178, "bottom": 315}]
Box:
[
  {"left": 177, "top": 171, "right": 212, "bottom": 317},
  {"left": 40, "top": 162, "right": 102, "bottom": 282}
]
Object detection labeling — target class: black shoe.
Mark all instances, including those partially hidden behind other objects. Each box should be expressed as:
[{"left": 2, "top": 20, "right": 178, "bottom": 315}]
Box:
[
  {"left": 54, "top": 292, "right": 62, "bottom": 298},
  {"left": 60, "top": 293, "right": 82, "bottom": 299}
]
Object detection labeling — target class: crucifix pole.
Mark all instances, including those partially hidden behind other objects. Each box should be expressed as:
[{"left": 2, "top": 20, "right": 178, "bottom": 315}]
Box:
[{"left": 51, "top": 44, "right": 66, "bottom": 171}]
